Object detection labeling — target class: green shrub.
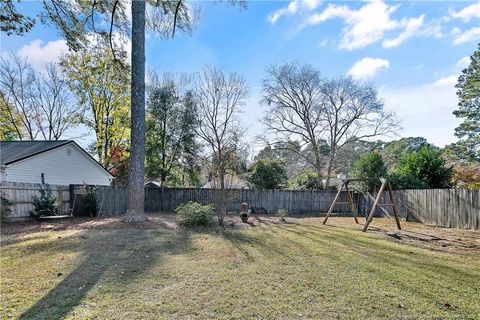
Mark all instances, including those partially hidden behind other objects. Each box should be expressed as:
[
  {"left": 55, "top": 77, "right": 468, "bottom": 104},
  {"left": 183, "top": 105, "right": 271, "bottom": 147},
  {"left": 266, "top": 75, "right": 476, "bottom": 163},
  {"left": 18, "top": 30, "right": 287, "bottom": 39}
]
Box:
[
  {"left": 351, "top": 152, "right": 387, "bottom": 192},
  {"left": 176, "top": 201, "right": 214, "bottom": 226},
  {"left": 30, "top": 184, "right": 57, "bottom": 219},
  {"left": 1, "top": 195, "right": 12, "bottom": 222},
  {"left": 288, "top": 169, "right": 335, "bottom": 190},
  {"left": 247, "top": 158, "right": 288, "bottom": 189},
  {"left": 392, "top": 146, "right": 453, "bottom": 189},
  {"left": 78, "top": 185, "right": 98, "bottom": 217},
  {"left": 389, "top": 172, "right": 427, "bottom": 190}
]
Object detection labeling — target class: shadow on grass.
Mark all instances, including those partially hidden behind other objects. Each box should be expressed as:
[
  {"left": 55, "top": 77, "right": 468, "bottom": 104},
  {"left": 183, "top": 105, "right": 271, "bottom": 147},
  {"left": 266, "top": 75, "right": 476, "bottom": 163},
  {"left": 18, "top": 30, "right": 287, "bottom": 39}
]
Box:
[
  {"left": 270, "top": 223, "right": 480, "bottom": 314},
  {"left": 19, "top": 226, "right": 194, "bottom": 320},
  {"left": 292, "top": 224, "right": 479, "bottom": 284}
]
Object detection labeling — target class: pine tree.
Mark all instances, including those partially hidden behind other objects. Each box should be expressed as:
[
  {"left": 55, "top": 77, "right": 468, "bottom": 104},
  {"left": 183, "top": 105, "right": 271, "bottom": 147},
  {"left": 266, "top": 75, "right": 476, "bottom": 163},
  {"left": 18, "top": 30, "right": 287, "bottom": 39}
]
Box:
[{"left": 453, "top": 44, "right": 480, "bottom": 162}]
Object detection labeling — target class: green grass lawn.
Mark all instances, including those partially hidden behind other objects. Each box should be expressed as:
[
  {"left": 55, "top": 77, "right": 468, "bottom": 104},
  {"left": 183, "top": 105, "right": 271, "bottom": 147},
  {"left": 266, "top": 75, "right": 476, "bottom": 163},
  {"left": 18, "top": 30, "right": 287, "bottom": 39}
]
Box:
[{"left": 1, "top": 216, "right": 479, "bottom": 319}]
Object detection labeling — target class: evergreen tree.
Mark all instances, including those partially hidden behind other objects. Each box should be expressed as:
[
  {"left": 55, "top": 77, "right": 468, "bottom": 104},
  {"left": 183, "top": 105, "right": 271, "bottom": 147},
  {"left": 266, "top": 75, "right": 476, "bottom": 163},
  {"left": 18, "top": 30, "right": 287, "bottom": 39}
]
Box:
[
  {"left": 145, "top": 78, "right": 200, "bottom": 187},
  {"left": 351, "top": 152, "right": 387, "bottom": 192},
  {"left": 393, "top": 146, "right": 452, "bottom": 189},
  {"left": 452, "top": 44, "right": 480, "bottom": 162},
  {"left": 247, "top": 158, "right": 288, "bottom": 189},
  {"left": 0, "top": 0, "right": 35, "bottom": 35}
]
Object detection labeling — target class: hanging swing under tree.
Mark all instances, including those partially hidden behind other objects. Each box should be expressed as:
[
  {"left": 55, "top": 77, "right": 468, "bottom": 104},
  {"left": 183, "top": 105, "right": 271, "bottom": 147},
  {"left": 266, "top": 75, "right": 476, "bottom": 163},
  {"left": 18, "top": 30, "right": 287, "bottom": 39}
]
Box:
[{"left": 323, "top": 177, "right": 401, "bottom": 232}]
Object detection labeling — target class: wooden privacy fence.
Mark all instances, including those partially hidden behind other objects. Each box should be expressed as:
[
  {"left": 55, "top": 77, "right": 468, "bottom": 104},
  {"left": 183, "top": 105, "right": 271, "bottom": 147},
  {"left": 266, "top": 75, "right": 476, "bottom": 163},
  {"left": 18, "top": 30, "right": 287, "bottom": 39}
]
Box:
[
  {"left": 0, "top": 181, "right": 70, "bottom": 221},
  {"left": 392, "top": 189, "right": 478, "bottom": 230},
  {"left": 2, "top": 182, "right": 479, "bottom": 230},
  {"left": 92, "top": 185, "right": 127, "bottom": 216},
  {"left": 94, "top": 187, "right": 353, "bottom": 216},
  {"left": 354, "top": 189, "right": 479, "bottom": 230},
  {"left": 144, "top": 188, "right": 354, "bottom": 214},
  {"left": 94, "top": 187, "right": 480, "bottom": 230}
]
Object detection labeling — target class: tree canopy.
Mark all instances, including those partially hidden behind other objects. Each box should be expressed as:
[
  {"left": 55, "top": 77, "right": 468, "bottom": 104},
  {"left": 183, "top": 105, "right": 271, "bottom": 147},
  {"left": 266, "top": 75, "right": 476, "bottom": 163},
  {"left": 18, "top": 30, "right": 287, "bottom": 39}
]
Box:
[
  {"left": 145, "top": 74, "right": 200, "bottom": 186},
  {"left": 60, "top": 46, "right": 130, "bottom": 168},
  {"left": 1, "top": 0, "right": 35, "bottom": 35},
  {"left": 1, "top": 54, "right": 79, "bottom": 141},
  {"left": 247, "top": 158, "right": 287, "bottom": 189},
  {"left": 351, "top": 152, "right": 387, "bottom": 192},
  {"left": 262, "top": 62, "right": 400, "bottom": 187},
  {"left": 392, "top": 146, "right": 452, "bottom": 189}
]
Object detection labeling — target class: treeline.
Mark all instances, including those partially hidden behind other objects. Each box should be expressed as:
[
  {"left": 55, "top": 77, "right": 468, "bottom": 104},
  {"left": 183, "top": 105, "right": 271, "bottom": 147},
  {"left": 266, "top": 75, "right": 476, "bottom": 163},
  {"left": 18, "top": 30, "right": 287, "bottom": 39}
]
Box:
[
  {"left": 1, "top": 43, "right": 479, "bottom": 190},
  {"left": 248, "top": 136, "right": 478, "bottom": 190}
]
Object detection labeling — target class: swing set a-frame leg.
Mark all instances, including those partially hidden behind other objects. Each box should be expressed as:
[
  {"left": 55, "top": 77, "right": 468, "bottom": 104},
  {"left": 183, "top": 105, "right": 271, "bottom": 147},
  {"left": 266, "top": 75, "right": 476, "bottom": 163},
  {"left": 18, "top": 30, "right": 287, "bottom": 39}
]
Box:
[
  {"left": 345, "top": 183, "right": 359, "bottom": 224},
  {"left": 362, "top": 180, "right": 386, "bottom": 232},
  {"left": 323, "top": 185, "right": 343, "bottom": 225},
  {"left": 387, "top": 181, "right": 402, "bottom": 230}
]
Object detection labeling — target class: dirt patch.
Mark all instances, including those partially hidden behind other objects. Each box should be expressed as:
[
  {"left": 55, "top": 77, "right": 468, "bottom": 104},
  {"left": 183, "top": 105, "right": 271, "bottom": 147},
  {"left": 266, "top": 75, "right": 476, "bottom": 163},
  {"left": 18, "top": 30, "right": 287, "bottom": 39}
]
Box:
[{"left": 318, "top": 216, "right": 480, "bottom": 254}]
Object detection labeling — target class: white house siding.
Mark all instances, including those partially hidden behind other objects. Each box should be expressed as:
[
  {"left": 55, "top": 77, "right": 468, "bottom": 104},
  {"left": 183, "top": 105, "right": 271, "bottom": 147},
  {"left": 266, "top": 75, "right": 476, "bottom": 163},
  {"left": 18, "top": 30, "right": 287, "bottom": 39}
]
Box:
[{"left": 4, "top": 143, "right": 112, "bottom": 185}]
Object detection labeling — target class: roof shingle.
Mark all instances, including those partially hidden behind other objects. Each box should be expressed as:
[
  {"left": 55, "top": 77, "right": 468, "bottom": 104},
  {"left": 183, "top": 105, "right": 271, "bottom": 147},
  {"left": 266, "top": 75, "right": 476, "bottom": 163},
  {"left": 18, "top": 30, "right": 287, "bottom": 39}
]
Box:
[{"left": 0, "top": 140, "right": 71, "bottom": 165}]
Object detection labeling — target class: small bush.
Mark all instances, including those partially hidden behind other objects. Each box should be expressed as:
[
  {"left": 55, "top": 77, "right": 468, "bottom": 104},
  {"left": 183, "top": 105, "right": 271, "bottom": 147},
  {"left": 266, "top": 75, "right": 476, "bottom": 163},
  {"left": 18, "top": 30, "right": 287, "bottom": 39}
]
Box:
[
  {"left": 30, "top": 184, "right": 57, "bottom": 219},
  {"left": 1, "top": 195, "right": 12, "bottom": 222},
  {"left": 78, "top": 185, "right": 98, "bottom": 217},
  {"left": 176, "top": 201, "right": 213, "bottom": 226}
]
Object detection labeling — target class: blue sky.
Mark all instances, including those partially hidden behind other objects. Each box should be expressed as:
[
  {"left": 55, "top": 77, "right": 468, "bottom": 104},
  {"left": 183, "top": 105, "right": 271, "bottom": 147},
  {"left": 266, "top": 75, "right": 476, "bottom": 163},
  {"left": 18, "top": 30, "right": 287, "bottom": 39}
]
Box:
[{"left": 2, "top": 0, "right": 480, "bottom": 151}]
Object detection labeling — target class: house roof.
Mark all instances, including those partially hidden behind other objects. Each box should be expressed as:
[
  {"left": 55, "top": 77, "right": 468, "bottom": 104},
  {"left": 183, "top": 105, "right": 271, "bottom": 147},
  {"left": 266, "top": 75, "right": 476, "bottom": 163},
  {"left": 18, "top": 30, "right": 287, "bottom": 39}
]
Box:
[
  {"left": 0, "top": 140, "right": 71, "bottom": 165},
  {"left": 145, "top": 181, "right": 162, "bottom": 187},
  {"left": 0, "top": 140, "right": 113, "bottom": 177}
]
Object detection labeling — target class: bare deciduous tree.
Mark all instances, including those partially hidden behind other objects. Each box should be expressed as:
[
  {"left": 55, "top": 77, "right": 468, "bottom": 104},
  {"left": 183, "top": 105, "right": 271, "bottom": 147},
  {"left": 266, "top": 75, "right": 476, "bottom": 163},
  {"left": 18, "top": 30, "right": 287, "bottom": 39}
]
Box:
[
  {"left": 193, "top": 66, "right": 248, "bottom": 225},
  {"left": 320, "top": 77, "right": 400, "bottom": 186},
  {"left": 34, "top": 64, "right": 78, "bottom": 140},
  {"left": 262, "top": 63, "right": 400, "bottom": 187},
  {"left": 262, "top": 63, "right": 326, "bottom": 179},
  {"left": 0, "top": 55, "right": 39, "bottom": 140},
  {"left": 0, "top": 55, "right": 77, "bottom": 140}
]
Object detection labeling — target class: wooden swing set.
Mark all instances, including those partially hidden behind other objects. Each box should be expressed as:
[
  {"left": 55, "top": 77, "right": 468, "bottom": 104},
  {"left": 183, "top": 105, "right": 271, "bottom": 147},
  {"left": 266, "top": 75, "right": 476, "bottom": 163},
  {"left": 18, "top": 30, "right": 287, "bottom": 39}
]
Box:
[{"left": 323, "top": 177, "right": 402, "bottom": 232}]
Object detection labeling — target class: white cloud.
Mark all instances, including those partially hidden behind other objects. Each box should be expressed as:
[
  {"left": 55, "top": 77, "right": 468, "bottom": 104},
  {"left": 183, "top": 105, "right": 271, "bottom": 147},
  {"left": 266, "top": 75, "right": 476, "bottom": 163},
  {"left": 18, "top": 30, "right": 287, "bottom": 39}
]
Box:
[
  {"left": 450, "top": 2, "right": 480, "bottom": 22},
  {"left": 317, "top": 37, "right": 332, "bottom": 47},
  {"left": 451, "top": 27, "right": 462, "bottom": 35},
  {"left": 416, "top": 20, "right": 444, "bottom": 39},
  {"left": 347, "top": 57, "right": 390, "bottom": 80},
  {"left": 382, "top": 15, "right": 424, "bottom": 48},
  {"left": 17, "top": 39, "right": 69, "bottom": 70},
  {"left": 380, "top": 77, "right": 461, "bottom": 147},
  {"left": 457, "top": 56, "right": 470, "bottom": 68},
  {"left": 426, "top": 75, "right": 458, "bottom": 88},
  {"left": 268, "top": 0, "right": 321, "bottom": 24},
  {"left": 453, "top": 27, "right": 480, "bottom": 45},
  {"left": 305, "top": 0, "right": 424, "bottom": 50}
]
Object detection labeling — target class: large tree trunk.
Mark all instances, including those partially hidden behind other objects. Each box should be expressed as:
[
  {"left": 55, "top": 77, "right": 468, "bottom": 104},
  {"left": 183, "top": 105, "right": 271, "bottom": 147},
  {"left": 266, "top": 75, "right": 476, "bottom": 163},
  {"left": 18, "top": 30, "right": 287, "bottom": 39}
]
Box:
[
  {"left": 218, "top": 168, "right": 226, "bottom": 226},
  {"left": 311, "top": 141, "right": 323, "bottom": 187},
  {"left": 325, "top": 150, "right": 336, "bottom": 188},
  {"left": 216, "top": 149, "right": 226, "bottom": 226},
  {"left": 123, "top": 0, "right": 146, "bottom": 223}
]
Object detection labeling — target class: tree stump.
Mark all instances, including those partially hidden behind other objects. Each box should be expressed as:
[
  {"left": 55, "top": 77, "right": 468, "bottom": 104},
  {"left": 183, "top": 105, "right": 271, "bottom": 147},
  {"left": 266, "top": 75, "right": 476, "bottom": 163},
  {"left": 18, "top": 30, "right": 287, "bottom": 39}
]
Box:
[{"left": 239, "top": 202, "right": 250, "bottom": 223}]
